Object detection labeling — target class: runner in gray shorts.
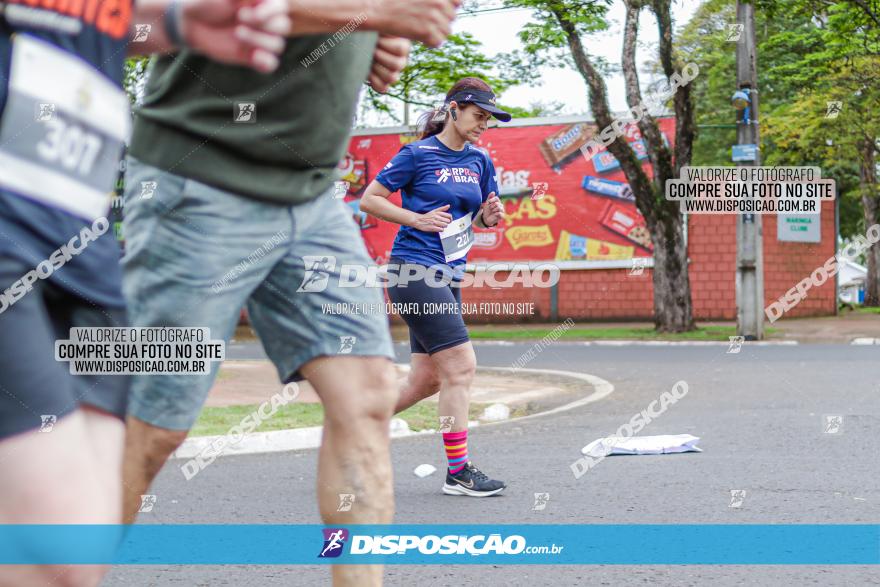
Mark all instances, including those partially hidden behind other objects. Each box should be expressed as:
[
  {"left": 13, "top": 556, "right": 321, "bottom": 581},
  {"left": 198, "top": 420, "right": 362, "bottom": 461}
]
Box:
[
  {"left": 122, "top": 157, "right": 394, "bottom": 430},
  {"left": 115, "top": 15, "right": 448, "bottom": 586}
]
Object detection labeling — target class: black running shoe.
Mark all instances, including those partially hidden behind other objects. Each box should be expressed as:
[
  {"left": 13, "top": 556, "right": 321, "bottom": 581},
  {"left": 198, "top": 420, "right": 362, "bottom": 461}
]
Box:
[{"left": 442, "top": 462, "right": 506, "bottom": 497}]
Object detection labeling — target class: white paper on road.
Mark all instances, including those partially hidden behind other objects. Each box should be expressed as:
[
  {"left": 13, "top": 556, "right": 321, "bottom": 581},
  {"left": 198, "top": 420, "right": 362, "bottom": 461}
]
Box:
[
  {"left": 414, "top": 464, "right": 437, "bottom": 478},
  {"left": 581, "top": 434, "right": 702, "bottom": 457}
]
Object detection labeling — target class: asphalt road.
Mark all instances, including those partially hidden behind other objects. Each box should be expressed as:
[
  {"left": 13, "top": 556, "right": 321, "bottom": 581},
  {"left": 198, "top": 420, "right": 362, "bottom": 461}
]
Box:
[{"left": 104, "top": 342, "right": 880, "bottom": 586}]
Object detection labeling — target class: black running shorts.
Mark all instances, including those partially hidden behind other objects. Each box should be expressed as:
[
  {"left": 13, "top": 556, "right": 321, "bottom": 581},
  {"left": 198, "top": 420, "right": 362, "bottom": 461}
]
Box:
[
  {"left": 386, "top": 258, "right": 470, "bottom": 355},
  {"left": 0, "top": 256, "right": 129, "bottom": 440}
]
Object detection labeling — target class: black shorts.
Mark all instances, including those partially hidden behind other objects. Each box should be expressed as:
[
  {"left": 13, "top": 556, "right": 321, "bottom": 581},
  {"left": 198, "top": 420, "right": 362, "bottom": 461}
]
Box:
[
  {"left": 0, "top": 256, "right": 129, "bottom": 440},
  {"left": 387, "top": 258, "right": 470, "bottom": 355}
]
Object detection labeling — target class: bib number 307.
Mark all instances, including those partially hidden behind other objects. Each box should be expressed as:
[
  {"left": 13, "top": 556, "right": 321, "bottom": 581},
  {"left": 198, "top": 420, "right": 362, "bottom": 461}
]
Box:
[
  {"left": 0, "top": 34, "right": 130, "bottom": 221},
  {"left": 36, "top": 117, "right": 104, "bottom": 176}
]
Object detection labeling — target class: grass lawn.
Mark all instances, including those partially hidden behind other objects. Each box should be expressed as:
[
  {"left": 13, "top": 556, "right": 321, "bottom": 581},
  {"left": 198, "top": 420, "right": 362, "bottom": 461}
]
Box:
[
  {"left": 191, "top": 401, "right": 492, "bottom": 437},
  {"left": 467, "top": 325, "right": 777, "bottom": 341},
  {"left": 854, "top": 306, "right": 880, "bottom": 314}
]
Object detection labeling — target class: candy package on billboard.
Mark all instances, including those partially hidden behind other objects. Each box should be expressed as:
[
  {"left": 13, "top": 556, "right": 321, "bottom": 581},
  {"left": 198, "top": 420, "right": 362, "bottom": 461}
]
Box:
[
  {"left": 582, "top": 175, "right": 635, "bottom": 202},
  {"left": 600, "top": 201, "right": 653, "bottom": 251}
]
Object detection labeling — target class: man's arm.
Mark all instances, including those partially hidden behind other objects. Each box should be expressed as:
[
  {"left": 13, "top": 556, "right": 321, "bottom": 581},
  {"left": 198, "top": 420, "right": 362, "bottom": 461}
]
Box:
[
  {"left": 239, "top": 0, "right": 462, "bottom": 47},
  {"left": 130, "top": 0, "right": 290, "bottom": 73}
]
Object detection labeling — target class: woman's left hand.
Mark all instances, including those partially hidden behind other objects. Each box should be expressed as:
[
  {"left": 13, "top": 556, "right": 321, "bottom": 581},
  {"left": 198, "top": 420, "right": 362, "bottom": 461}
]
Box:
[{"left": 480, "top": 192, "right": 504, "bottom": 227}]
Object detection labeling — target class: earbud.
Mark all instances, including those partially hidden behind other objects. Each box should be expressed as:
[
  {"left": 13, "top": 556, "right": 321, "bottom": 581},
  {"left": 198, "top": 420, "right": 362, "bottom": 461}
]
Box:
[{"left": 450, "top": 108, "right": 457, "bottom": 121}]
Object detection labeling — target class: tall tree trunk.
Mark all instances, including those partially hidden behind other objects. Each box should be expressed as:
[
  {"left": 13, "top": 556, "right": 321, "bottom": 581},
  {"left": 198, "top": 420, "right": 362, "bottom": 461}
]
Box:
[
  {"left": 860, "top": 136, "right": 880, "bottom": 306},
  {"left": 651, "top": 210, "right": 692, "bottom": 327},
  {"left": 630, "top": 0, "right": 695, "bottom": 332},
  {"left": 553, "top": 2, "right": 695, "bottom": 332}
]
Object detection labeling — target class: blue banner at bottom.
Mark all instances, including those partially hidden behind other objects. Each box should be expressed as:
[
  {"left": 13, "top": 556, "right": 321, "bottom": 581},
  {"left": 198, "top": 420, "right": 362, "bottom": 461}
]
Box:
[{"left": 0, "top": 525, "right": 877, "bottom": 565}]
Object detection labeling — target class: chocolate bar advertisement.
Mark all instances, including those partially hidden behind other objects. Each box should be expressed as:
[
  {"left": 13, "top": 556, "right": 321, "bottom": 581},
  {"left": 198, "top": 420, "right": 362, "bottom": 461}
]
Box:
[{"left": 344, "top": 117, "right": 675, "bottom": 264}]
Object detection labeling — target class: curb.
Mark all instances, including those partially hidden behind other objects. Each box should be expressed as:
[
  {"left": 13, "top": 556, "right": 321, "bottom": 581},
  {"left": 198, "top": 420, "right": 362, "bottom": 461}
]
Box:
[
  {"left": 474, "top": 366, "right": 614, "bottom": 425},
  {"left": 171, "top": 366, "right": 614, "bottom": 461}
]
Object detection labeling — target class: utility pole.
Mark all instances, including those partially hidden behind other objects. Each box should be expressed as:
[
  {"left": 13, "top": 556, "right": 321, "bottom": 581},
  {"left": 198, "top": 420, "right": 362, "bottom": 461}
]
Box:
[{"left": 735, "top": 0, "right": 764, "bottom": 340}]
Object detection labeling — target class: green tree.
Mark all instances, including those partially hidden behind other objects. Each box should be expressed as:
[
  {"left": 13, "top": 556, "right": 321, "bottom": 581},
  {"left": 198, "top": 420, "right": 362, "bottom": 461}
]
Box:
[
  {"left": 673, "top": 0, "right": 735, "bottom": 167},
  {"left": 123, "top": 57, "right": 150, "bottom": 106},
  {"left": 503, "top": 100, "right": 567, "bottom": 118},
  {"left": 679, "top": 0, "right": 880, "bottom": 305},
  {"left": 505, "top": 0, "right": 698, "bottom": 332},
  {"left": 359, "top": 32, "right": 536, "bottom": 126},
  {"left": 760, "top": 0, "right": 879, "bottom": 305},
  {"left": 763, "top": 59, "right": 879, "bottom": 300}
]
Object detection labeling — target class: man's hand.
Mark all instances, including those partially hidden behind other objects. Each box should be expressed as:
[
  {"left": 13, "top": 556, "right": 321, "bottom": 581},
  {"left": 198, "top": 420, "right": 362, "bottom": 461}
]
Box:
[
  {"left": 182, "top": 0, "right": 290, "bottom": 72},
  {"left": 480, "top": 193, "right": 504, "bottom": 227},
  {"left": 368, "top": 36, "right": 410, "bottom": 93},
  {"left": 365, "top": 0, "right": 462, "bottom": 48}
]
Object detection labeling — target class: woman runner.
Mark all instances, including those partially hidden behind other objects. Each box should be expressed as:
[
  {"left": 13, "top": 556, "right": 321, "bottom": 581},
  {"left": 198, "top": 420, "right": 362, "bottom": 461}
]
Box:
[{"left": 361, "top": 77, "right": 509, "bottom": 497}]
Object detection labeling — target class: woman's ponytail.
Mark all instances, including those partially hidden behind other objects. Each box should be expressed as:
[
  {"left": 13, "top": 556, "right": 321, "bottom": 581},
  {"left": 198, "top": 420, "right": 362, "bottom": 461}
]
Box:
[{"left": 418, "top": 105, "right": 447, "bottom": 140}]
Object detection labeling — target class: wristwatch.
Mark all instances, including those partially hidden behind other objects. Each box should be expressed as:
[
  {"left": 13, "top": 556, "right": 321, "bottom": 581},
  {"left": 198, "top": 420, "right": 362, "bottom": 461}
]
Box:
[{"left": 481, "top": 209, "right": 498, "bottom": 228}]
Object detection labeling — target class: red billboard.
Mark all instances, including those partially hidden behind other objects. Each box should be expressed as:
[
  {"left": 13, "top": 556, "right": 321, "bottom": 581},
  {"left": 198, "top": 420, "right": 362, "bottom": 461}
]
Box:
[{"left": 339, "top": 116, "right": 676, "bottom": 265}]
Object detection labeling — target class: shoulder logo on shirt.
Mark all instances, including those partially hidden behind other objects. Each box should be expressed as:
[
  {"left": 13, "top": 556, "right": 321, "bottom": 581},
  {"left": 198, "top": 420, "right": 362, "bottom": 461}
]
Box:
[
  {"left": 418, "top": 145, "right": 440, "bottom": 150},
  {"left": 435, "top": 168, "right": 479, "bottom": 185},
  {"left": 4, "top": 0, "right": 132, "bottom": 40}
]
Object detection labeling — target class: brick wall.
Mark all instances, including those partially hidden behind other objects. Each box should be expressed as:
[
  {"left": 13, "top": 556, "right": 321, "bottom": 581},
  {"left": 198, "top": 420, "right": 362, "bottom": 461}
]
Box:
[
  {"left": 457, "top": 199, "right": 837, "bottom": 322},
  {"left": 248, "top": 201, "right": 836, "bottom": 327},
  {"left": 762, "top": 201, "right": 839, "bottom": 318}
]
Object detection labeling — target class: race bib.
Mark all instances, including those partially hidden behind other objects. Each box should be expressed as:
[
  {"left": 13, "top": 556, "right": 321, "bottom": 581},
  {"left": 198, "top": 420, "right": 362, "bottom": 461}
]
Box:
[
  {"left": 0, "top": 34, "right": 130, "bottom": 221},
  {"left": 439, "top": 213, "right": 474, "bottom": 263}
]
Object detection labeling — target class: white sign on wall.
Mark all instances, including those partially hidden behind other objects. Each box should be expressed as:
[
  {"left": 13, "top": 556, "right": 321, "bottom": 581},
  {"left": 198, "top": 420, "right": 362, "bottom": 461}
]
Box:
[{"left": 777, "top": 213, "right": 821, "bottom": 243}]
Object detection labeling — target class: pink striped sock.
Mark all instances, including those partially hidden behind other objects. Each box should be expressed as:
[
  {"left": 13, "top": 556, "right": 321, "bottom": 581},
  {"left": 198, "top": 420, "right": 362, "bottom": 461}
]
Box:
[{"left": 443, "top": 430, "right": 469, "bottom": 474}]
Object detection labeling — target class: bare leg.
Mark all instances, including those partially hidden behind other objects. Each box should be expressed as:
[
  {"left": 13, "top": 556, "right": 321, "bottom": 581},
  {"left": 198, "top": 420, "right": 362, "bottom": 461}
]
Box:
[
  {"left": 430, "top": 342, "right": 476, "bottom": 434},
  {"left": 0, "top": 408, "right": 124, "bottom": 587},
  {"left": 394, "top": 352, "right": 441, "bottom": 413},
  {"left": 121, "top": 416, "right": 188, "bottom": 525},
  {"left": 429, "top": 342, "right": 505, "bottom": 495},
  {"left": 81, "top": 406, "right": 125, "bottom": 519},
  {"left": 301, "top": 356, "right": 397, "bottom": 587}
]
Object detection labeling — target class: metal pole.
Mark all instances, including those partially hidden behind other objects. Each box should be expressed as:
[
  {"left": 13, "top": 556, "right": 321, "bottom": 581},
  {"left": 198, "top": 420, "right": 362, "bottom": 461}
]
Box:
[{"left": 735, "top": 0, "right": 764, "bottom": 340}]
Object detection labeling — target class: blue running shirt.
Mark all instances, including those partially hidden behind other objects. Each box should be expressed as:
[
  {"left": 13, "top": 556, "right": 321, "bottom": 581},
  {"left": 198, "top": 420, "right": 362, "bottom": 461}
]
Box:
[
  {"left": 375, "top": 136, "right": 498, "bottom": 271},
  {"left": 0, "top": 2, "right": 131, "bottom": 308}
]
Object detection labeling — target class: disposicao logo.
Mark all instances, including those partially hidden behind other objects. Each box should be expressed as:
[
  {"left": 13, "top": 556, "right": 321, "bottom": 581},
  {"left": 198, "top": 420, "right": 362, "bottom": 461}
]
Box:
[
  {"left": 316, "top": 530, "right": 564, "bottom": 558},
  {"left": 349, "top": 534, "right": 528, "bottom": 555},
  {"left": 318, "top": 528, "right": 349, "bottom": 558}
]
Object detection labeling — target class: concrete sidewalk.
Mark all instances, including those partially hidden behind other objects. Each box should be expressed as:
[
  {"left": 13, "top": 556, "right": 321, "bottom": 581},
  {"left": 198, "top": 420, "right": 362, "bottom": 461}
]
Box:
[
  {"left": 207, "top": 361, "right": 584, "bottom": 411},
  {"left": 767, "top": 311, "right": 880, "bottom": 343},
  {"left": 176, "top": 364, "right": 606, "bottom": 459}
]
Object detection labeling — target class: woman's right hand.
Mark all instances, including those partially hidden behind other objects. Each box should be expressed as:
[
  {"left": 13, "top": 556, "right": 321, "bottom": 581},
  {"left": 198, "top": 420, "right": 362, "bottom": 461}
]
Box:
[{"left": 412, "top": 205, "right": 452, "bottom": 232}]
